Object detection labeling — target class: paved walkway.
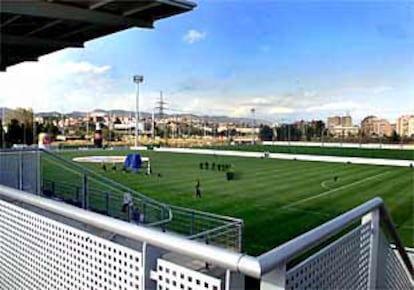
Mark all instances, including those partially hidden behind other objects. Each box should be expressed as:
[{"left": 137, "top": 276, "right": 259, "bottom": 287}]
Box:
[{"left": 153, "top": 147, "right": 414, "bottom": 167}]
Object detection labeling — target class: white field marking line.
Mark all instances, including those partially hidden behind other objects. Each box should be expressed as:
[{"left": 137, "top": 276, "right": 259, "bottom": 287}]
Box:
[
  {"left": 399, "top": 225, "right": 414, "bottom": 229},
  {"left": 320, "top": 180, "right": 332, "bottom": 190},
  {"left": 282, "top": 171, "right": 392, "bottom": 209}
]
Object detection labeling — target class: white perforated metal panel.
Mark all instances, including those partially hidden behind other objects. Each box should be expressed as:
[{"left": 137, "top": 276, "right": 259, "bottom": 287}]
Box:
[
  {"left": 378, "top": 231, "right": 413, "bottom": 289},
  {"left": 0, "top": 199, "right": 143, "bottom": 290},
  {"left": 150, "top": 259, "right": 221, "bottom": 290},
  {"left": 285, "top": 222, "right": 372, "bottom": 290}
]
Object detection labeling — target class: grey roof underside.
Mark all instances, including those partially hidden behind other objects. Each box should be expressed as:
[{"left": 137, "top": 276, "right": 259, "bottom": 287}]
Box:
[{"left": 0, "top": 0, "right": 195, "bottom": 71}]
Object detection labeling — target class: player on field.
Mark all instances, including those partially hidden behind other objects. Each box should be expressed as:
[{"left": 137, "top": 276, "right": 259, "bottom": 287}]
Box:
[{"left": 195, "top": 179, "right": 201, "bottom": 198}]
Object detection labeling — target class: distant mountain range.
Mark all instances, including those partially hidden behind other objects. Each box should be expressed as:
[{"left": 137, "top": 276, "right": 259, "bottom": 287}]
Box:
[
  {"left": 38, "top": 109, "right": 271, "bottom": 125},
  {"left": 1, "top": 107, "right": 270, "bottom": 125}
]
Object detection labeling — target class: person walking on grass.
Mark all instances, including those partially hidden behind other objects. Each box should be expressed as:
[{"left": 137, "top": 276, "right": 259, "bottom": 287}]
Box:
[{"left": 195, "top": 179, "right": 201, "bottom": 198}]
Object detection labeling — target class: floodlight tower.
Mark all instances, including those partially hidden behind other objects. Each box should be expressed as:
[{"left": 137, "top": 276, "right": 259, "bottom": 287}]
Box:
[
  {"left": 133, "top": 75, "right": 144, "bottom": 147},
  {"left": 251, "top": 108, "right": 256, "bottom": 144}
]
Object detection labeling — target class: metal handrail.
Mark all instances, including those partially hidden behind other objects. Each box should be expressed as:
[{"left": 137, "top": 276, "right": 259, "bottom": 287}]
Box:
[
  {"left": 188, "top": 221, "right": 239, "bottom": 240},
  {"left": 258, "top": 198, "right": 383, "bottom": 272},
  {"left": 41, "top": 149, "right": 173, "bottom": 227},
  {"left": 257, "top": 197, "right": 413, "bottom": 278},
  {"left": 0, "top": 184, "right": 256, "bottom": 274},
  {"left": 379, "top": 204, "right": 414, "bottom": 276},
  {"left": 39, "top": 149, "right": 243, "bottom": 240},
  {"left": 169, "top": 204, "right": 243, "bottom": 224},
  {"left": 41, "top": 149, "right": 171, "bottom": 210},
  {"left": 1, "top": 184, "right": 412, "bottom": 281}
]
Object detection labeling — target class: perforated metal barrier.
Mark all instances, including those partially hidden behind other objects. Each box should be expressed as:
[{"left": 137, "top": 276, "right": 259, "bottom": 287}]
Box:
[
  {"left": 378, "top": 232, "right": 413, "bottom": 289},
  {"left": 0, "top": 149, "right": 243, "bottom": 252},
  {"left": 286, "top": 223, "right": 372, "bottom": 290},
  {"left": 0, "top": 199, "right": 144, "bottom": 290},
  {"left": 150, "top": 259, "right": 221, "bottom": 290},
  {"left": 1, "top": 151, "right": 413, "bottom": 290}
]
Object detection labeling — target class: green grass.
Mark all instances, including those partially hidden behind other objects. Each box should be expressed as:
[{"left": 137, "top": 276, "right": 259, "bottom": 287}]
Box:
[
  {"left": 201, "top": 144, "right": 414, "bottom": 160},
  {"left": 51, "top": 150, "right": 414, "bottom": 255}
]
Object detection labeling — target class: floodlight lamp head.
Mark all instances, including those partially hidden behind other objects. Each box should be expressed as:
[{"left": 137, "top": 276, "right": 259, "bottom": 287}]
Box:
[{"left": 133, "top": 75, "right": 144, "bottom": 83}]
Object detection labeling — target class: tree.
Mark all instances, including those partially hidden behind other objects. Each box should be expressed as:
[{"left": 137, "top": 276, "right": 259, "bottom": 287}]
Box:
[
  {"left": 315, "top": 121, "right": 326, "bottom": 138},
  {"left": 6, "top": 119, "right": 23, "bottom": 145},
  {"left": 259, "top": 125, "right": 274, "bottom": 141},
  {"left": 5, "top": 108, "right": 34, "bottom": 144},
  {"left": 305, "top": 125, "right": 315, "bottom": 141},
  {"left": 5, "top": 108, "right": 33, "bottom": 124},
  {"left": 291, "top": 126, "right": 302, "bottom": 141},
  {"left": 276, "top": 125, "right": 288, "bottom": 141},
  {"left": 43, "top": 122, "right": 60, "bottom": 139},
  {"left": 391, "top": 131, "right": 400, "bottom": 143}
]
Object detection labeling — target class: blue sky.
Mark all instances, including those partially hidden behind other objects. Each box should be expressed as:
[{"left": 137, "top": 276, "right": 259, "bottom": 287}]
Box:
[{"left": 1, "top": 0, "right": 413, "bottom": 123}]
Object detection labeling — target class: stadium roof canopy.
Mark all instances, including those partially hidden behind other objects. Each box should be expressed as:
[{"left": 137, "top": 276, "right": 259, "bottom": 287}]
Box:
[{"left": 0, "top": 0, "right": 196, "bottom": 71}]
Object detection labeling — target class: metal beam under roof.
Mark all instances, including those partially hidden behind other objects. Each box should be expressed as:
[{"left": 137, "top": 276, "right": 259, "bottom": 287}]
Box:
[
  {"left": 1, "top": 1, "right": 153, "bottom": 28},
  {"left": 0, "top": 0, "right": 196, "bottom": 71},
  {"left": 89, "top": 0, "right": 116, "bottom": 10},
  {"left": 2, "top": 34, "right": 84, "bottom": 48}
]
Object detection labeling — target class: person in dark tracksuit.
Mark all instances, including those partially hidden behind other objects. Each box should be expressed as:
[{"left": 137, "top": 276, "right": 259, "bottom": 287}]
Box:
[{"left": 195, "top": 179, "right": 201, "bottom": 198}]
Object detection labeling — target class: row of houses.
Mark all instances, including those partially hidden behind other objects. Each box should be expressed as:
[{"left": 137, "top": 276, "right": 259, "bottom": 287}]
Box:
[
  {"left": 327, "top": 114, "right": 414, "bottom": 137},
  {"left": 35, "top": 111, "right": 260, "bottom": 138}
]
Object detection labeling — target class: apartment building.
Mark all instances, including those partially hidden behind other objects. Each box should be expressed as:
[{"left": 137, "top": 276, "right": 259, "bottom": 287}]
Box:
[
  {"left": 396, "top": 115, "right": 414, "bottom": 137},
  {"left": 361, "top": 116, "right": 392, "bottom": 137}
]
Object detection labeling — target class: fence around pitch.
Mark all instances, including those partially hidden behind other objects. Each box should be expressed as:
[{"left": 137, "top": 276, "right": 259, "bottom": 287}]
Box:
[
  {"left": 41, "top": 149, "right": 243, "bottom": 251},
  {"left": 0, "top": 149, "right": 40, "bottom": 194},
  {"left": 0, "top": 185, "right": 412, "bottom": 290},
  {"left": 0, "top": 149, "right": 243, "bottom": 252}
]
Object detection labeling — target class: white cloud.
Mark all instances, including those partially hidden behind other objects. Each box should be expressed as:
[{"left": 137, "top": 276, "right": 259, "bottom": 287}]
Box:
[
  {"left": 305, "top": 101, "right": 365, "bottom": 113},
  {"left": 250, "top": 97, "right": 272, "bottom": 105},
  {"left": 0, "top": 50, "right": 404, "bottom": 124},
  {"left": 62, "top": 62, "right": 111, "bottom": 74},
  {"left": 0, "top": 53, "right": 116, "bottom": 112},
  {"left": 268, "top": 106, "right": 295, "bottom": 114},
  {"left": 181, "top": 98, "right": 201, "bottom": 113},
  {"left": 183, "top": 29, "right": 206, "bottom": 44},
  {"left": 228, "top": 106, "right": 250, "bottom": 118}
]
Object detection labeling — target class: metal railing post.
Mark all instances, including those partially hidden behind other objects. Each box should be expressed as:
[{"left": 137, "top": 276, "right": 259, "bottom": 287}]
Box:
[
  {"left": 82, "top": 173, "right": 88, "bottom": 209},
  {"left": 362, "top": 208, "right": 380, "bottom": 290},
  {"left": 190, "top": 210, "right": 195, "bottom": 235},
  {"left": 105, "top": 192, "right": 110, "bottom": 215},
  {"left": 237, "top": 222, "right": 243, "bottom": 252},
  {"left": 142, "top": 199, "right": 147, "bottom": 224},
  {"left": 161, "top": 209, "right": 166, "bottom": 232},
  {"left": 225, "top": 270, "right": 245, "bottom": 290},
  {"left": 18, "top": 150, "right": 23, "bottom": 190},
  {"left": 127, "top": 202, "right": 132, "bottom": 222},
  {"left": 75, "top": 186, "right": 80, "bottom": 202},
  {"left": 260, "top": 264, "right": 286, "bottom": 290},
  {"left": 144, "top": 243, "right": 167, "bottom": 290},
  {"left": 379, "top": 205, "right": 414, "bottom": 278},
  {"left": 36, "top": 149, "right": 41, "bottom": 195}
]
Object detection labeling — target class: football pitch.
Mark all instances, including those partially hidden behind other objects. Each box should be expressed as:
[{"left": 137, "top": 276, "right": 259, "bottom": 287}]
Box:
[{"left": 55, "top": 150, "right": 414, "bottom": 255}]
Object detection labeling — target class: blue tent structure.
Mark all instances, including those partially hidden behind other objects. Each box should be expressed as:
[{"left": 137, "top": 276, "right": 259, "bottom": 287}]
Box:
[{"left": 124, "top": 153, "right": 142, "bottom": 173}]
